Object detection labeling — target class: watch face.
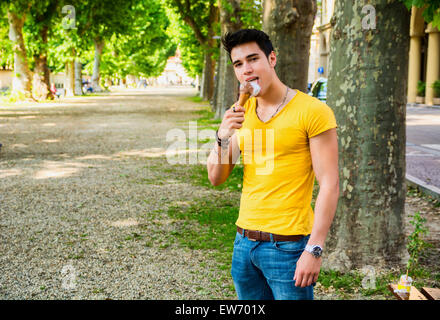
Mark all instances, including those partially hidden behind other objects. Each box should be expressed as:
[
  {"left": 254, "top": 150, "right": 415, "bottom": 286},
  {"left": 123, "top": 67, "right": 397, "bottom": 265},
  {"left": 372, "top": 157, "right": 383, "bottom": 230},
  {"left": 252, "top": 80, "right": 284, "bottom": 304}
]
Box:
[{"left": 312, "top": 246, "right": 322, "bottom": 257}]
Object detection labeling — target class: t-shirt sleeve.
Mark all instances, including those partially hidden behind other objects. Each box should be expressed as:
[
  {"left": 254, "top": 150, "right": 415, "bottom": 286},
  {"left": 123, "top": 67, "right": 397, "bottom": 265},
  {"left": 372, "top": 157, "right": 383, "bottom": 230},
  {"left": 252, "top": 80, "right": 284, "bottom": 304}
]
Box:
[{"left": 304, "top": 99, "right": 338, "bottom": 138}]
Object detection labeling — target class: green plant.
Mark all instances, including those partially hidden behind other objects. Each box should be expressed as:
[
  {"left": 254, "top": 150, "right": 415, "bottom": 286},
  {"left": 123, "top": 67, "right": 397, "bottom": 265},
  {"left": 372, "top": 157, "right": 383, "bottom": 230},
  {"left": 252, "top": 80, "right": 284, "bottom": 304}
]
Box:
[
  {"left": 0, "top": 87, "right": 10, "bottom": 97},
  {"left": 431, "top": 80, "right": 440, "bottom": 98},
  {"left": 406, "top": 211, "right": 432, "bottom": 277},
  {"left": 417, "top": 81, "right": 426, "bottom": 96}
]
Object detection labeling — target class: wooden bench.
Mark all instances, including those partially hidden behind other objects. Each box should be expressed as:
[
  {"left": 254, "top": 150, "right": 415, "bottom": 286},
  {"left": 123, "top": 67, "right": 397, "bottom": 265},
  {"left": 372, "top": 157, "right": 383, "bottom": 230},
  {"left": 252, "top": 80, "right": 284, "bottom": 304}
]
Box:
[
  {"left": 421, "top": 287, "right": 440, "bottom": 300},
  {"left": 388, "top": 284, "right": 440, "bottom": 300}
]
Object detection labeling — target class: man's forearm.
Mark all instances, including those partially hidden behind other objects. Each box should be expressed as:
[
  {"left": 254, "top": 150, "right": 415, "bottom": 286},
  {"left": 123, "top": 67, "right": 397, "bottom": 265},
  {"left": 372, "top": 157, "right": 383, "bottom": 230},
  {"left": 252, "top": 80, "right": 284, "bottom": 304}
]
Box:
[
  {"left": 307, "top": 184, "right": 339, "bottom": 247},
  {"left": 207, "top": 143, "right": 233, "bottom": 185}
]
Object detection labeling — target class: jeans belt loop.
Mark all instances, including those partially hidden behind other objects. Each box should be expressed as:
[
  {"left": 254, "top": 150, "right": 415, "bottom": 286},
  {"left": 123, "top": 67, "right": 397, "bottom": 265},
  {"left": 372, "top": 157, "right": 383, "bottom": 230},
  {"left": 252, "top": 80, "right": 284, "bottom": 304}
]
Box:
[{"left": 269, "top": 233, "right": 274, "bottom": 243}]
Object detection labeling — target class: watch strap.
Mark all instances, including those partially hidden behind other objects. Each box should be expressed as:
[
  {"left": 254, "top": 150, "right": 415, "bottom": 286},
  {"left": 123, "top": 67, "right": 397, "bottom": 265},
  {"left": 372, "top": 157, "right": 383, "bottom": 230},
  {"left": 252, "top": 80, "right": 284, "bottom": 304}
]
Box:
[
  {"left": 305, "top": 244, "right": 323, "bottom": 258},
  {"left": 215, "top": 129, "right": 229, "bottom": 148}
]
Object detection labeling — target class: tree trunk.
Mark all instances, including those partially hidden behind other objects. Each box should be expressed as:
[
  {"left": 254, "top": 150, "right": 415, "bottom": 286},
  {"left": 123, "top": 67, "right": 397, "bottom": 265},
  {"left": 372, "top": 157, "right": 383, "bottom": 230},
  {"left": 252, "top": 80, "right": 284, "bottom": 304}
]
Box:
[
  {"left": 202, "top": 50, "right": 216, "bottom": 102},
  {"left": 64, "top": 59, "right": 75, "bottom": 97},
  {"left": 33, "top": 56, "right": 50, "bottom": 100},
  {"left": 215, "top": 0, "right": 242, "bottom": 119},
  {"left": 199, "top": 67, "right": 205, "bottom": 98},
  {"left": 214, "top": 42, "right": 238, "bottom": 120},
  {"left": 323, "top": 1, "right": 410, "bottom": 272},
  {"left": 33, "top": 26, "right": 52, "bottom": 100},
  {"left": 7, "top": 10, "right": 32, "bottom": 98},
  {"left": 74, "top": 59, "right": 83, "bottom": 96},
  {"left": 212, "top": 52, "right": 220, "bottom": 113},
  {"left": 92, "top": 38, "right": 105, "bottom": 92},
  {"left": 262, "top": 0, "right": 316, "bottom": 92}
]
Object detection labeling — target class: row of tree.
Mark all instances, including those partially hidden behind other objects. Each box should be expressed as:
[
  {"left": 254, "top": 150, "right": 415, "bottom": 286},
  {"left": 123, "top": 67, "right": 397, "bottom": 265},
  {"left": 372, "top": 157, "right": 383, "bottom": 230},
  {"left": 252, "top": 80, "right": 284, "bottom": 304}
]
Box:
[
  {"left": 0, "top": 0, "right": 318, "bottom": 114},
  {"left": 1, "top": 0, "right": 176, "bottom": 100}
]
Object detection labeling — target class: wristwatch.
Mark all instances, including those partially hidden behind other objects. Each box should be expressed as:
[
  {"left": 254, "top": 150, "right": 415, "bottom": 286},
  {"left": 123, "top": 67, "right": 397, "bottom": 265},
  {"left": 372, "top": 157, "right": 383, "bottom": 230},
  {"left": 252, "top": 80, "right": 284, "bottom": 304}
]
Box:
[{"left": 305, "top": 244, "right": 323, "bottom": 258}]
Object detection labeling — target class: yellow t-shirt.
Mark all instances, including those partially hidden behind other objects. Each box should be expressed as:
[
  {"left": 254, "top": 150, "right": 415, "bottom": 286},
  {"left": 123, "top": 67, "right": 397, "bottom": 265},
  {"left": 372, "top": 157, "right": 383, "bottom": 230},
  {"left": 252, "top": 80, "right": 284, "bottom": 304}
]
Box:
[{"left": 234, "top": 90, "right": 337, "bottom": 235}]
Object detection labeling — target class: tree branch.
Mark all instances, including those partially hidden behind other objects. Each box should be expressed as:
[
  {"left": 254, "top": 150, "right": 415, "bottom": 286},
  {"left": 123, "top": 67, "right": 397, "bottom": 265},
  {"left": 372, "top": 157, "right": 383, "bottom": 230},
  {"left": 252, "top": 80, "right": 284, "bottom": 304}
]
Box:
[{"left": 172, "top": 0, "right": 207, "bottom": 45}]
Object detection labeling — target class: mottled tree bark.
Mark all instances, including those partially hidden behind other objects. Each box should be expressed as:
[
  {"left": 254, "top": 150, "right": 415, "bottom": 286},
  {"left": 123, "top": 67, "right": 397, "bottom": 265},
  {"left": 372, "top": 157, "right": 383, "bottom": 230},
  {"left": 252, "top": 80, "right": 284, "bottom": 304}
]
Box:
[
  {"left": 202, "top": 49, "right": 216, "bottom": 102},
  {"left": 199, "top": 67, "right": 206, "bottom": 99},
  {"left": 212, "top": 52, "right": 220, "bottom": 112},
  {"left": 74, "top": 59, "right": 83, "bottom": 96},
  {"left": 33, "top": 26, "right": 52, "bottom": 100},
  {"left": 214, "top": 0, "right": 242, "bottom": 119},
  {"left": 204, "top": 2, "right": 219, "bottom": 102},
  {"left": 64, "top": 48, "right": 75, "bottom": 97},
  {"left": 33, "top": 56, "right": 50, "bottom": 100},
  {"left": 7, "top": 10, "right": 32, "bottom": 98},
  {"left": 324, "top": 0, "right": 410, "bottom": 272},
  {"left": 92, "top": 38, "right": 105, "bottom": 92},
  {"left": 262, "top": 0, "right": 316, "bottom": 92}
]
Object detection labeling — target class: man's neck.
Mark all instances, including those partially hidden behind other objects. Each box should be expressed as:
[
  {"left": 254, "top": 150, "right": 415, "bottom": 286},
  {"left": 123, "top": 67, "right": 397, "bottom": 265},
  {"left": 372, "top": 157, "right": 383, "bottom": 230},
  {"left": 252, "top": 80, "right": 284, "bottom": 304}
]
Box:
[{"left": 256, "top": 78, "right": 288, "bottom": 109}]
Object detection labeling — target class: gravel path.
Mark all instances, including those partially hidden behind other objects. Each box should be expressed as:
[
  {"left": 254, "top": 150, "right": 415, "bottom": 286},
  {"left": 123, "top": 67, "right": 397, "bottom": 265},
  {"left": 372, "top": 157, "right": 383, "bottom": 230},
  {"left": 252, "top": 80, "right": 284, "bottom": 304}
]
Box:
[{"left": 0, "top": 87, "right": 231, "bottom": 299}]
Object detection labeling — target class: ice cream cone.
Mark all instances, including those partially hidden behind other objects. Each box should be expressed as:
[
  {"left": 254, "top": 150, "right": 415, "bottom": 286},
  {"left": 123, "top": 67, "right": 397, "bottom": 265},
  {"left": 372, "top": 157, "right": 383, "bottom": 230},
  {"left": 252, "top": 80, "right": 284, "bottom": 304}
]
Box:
[
  {"left": 237, "top": 81, "right": 260, "bottom": 107},
  {"left": 238, "top": 92, "right": 251, "bottom": 107}
]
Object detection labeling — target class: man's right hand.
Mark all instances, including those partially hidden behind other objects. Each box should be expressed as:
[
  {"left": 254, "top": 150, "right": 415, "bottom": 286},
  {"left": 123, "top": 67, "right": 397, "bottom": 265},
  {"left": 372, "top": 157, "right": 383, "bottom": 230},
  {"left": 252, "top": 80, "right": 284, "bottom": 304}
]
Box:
[{"left": 217, "top": 104, "right": 245, "bottom": 140}]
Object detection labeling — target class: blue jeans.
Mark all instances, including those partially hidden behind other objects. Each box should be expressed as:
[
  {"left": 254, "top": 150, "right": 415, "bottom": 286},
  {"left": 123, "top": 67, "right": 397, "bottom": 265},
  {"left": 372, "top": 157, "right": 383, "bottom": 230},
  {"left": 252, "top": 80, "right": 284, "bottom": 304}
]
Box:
[{"left": 231, "top": 231, "right": 314, "bottom": 300}]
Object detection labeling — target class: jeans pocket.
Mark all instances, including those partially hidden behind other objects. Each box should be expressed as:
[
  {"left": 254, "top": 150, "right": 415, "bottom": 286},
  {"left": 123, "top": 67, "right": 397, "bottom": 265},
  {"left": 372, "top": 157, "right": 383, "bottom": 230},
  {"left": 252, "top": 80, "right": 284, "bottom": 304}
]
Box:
[
  {"left": 273, "top": 240, "right": 305, "bottom": 253},
  {"left": 233, "top": 232, "right": 242, "bottom": 246}
]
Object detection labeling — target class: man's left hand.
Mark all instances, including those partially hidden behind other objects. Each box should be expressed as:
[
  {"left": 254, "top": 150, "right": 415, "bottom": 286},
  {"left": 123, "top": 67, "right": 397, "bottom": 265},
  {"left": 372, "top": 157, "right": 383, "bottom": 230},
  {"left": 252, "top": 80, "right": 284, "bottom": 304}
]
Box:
[{"left": 293, "top": 251, "right": 322, "bottom": 287}]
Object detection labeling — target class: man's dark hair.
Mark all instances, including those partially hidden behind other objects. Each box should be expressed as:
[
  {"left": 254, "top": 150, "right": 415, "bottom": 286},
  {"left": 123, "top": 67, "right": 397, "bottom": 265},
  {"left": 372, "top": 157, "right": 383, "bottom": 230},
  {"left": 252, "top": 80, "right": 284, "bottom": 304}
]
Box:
[{"left": 221, "top": 29, "right": 274, "bottom": 61}]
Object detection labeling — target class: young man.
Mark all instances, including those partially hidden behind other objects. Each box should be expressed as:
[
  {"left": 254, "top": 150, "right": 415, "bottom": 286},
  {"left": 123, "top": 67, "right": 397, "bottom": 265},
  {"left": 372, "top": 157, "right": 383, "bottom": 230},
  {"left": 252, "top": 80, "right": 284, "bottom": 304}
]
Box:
[{"left": 206, "top": 29, "right": 339, "bottom": 300}]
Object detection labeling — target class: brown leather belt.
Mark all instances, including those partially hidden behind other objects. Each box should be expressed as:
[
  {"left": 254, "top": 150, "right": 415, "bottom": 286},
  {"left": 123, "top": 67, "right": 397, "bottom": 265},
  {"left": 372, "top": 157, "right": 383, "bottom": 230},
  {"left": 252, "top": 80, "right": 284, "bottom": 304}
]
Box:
[{"left": 237, "top": 226, "right": 304, "bottom": 242}]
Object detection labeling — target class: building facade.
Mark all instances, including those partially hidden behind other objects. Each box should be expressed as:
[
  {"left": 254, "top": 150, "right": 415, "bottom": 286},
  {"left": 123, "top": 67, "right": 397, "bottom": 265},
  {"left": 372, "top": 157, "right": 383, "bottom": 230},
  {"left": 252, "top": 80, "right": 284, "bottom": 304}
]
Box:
[
  {"left": 313, "top": 2, "right": 440, "bottom": 105},
  {"left": 154, "top": 48, "right": 194, "bottom": 86},
  {"left": 316, "top": 0, "right": 334, "bottom": 79},
  {"left": 407, "top": 6, "right": 440, "bottom": 105}
]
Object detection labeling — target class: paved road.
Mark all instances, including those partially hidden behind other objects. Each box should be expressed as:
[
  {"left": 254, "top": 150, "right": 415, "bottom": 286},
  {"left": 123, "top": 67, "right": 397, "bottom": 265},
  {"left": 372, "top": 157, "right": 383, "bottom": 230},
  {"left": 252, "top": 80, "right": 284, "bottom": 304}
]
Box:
[{"left": 406, "top": 105, "right": 440, "bottom": 192}]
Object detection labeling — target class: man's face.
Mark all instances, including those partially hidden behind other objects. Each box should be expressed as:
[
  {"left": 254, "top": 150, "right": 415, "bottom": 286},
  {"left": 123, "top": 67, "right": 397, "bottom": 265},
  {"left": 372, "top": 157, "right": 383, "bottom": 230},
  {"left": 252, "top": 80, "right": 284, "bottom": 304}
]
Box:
[{"left": 230, "top": 41, "right": 276, "bottom": 96}]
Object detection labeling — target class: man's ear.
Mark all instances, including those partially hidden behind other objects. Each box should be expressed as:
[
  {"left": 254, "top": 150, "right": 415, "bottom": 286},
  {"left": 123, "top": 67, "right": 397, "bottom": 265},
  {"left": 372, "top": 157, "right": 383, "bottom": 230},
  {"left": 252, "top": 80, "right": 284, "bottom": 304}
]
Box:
[{"left": 268, "top": 51, "right": 276, "bottom": 68}]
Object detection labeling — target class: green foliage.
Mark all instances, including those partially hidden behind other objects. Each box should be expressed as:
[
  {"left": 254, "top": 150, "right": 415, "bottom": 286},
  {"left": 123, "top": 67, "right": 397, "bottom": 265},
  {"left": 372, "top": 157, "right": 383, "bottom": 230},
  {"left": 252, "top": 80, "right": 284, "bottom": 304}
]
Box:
[
  {"left": 432, "top": 80, "right": 440, "bottom": 97},
  {"left": 1, "top": 0, "right": 265, "bottom": 93},
  {"left": 317, "top": 269, "right": 398, "bottom": 298},
  {"left": 91, "top": 0, "right": 176, "bottom": 78},
  {"left": 164, "top": 0, "right": 220, "bottom": 78},
  {"left": 23, "top": 0, "right": 58, "bottom": 62},
  {"left": 417, "top": 80, "right": 426, "bottom": 96},
  {"left": 166, "top": 11, "right": 205, "bottom": 78},
  {"left": 82, "top": 0, "right": 136, "bottom": 40},
  {"left": 406, "top": 211, "right": 432, "bottom": 277},
  {"left": 0, "top": 12, "right": 13, "bottom": 69},
  {"left": 400, "top": 0, "right": 440, "bottom": 29},
  {"left": 237, "top": 0, "right": 262, "bottom": 29}
]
